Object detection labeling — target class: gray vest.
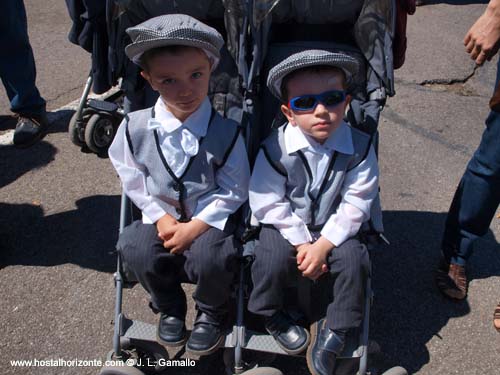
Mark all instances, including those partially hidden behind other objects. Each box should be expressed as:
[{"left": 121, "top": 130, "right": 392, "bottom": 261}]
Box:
[
  {"left": 261, "top": 123, "right": 371, "bottom": 228},
  {"left": 125, "top": 106, "right": 241, "bottom": 221}
]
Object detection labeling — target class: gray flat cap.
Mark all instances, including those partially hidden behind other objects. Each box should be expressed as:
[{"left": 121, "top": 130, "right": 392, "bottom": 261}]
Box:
[
  {"left": 267, "top": 50, "right": 359, "bottom": 100},
  {"left": 125, "top": 14, "right": 224, "bottom": 68}
]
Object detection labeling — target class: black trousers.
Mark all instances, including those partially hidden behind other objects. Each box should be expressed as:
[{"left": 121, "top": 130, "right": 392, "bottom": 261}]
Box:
[
  {"left": 248, "top": 226, "right": 370, "bottom": 331},
  {"left": 117, "top": 221, "right": 239, "bottom": 318}
]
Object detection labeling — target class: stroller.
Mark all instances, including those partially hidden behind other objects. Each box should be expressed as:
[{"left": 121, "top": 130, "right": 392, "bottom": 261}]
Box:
[
  {"left": 98, "top": 1, "right": 409, "bottom": 374},
  {"left": 65, "top": 0, "right": 127, "bottom": 155}
]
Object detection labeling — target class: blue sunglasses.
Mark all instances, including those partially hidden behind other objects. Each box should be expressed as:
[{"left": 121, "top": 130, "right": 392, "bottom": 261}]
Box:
[{"left": 288, "top": 90, "right": 346, "bottom": 112}]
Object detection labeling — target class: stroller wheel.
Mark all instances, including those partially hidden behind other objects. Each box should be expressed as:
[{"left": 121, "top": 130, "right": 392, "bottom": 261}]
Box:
[
  {"left": 224, "top": 348, "right": 278, "bottom": 374},
  {"left": 84, "top": 113, "right": 117, "bottom": 154},
  {"left": 68, "top": 108, "right": 93, "bottom": 147},
  {"left": 381, "top": 366, "right": 408, "bottom": 375},
  {"left": 99, "top": 365, "right": 146, "bottom": 375},
  {"left": 239, "top": 367, "right": 284, "bottom": 375},
  {"left": 104, "top": 342, "right": 169, "bottom": 375}
]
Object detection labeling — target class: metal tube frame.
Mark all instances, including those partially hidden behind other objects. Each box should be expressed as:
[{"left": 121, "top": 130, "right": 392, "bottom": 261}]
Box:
[
  {"left": 112, "top": 193, "right": 131, "bottom": 358},
  {"left": 75, "top": 73, "right": 93, "bottom": 121},
  {"left": 233, "top": 259, "right": 248, "bottom": 374},
  {"left": 358, "top": 277, "right": 371, "bottom": 375}
]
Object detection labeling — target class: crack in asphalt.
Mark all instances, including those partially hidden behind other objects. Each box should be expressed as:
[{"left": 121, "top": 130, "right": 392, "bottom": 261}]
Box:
[
  {"left": 418, "top": 66, "right": 481, "bottom": 96},
  {"left": 419, "top": 65, "right": 479, "bottom": 86},
  {"left": 395, "top": 66, "right": 481, "bottom": 96}
]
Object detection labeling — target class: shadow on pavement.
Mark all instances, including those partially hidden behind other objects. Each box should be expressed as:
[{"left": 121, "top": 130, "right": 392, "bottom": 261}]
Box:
[
  {"left": 0, "top": 110, "right": 75, "bottom": 190},
  {"left": 0, "top": 115, "right": 16, "bottom": 131},
  {"left": 46, "top": 109, "right": 75, "bottom": 135},
  {"left": 0, "top": 141, "right": 57, "bottom": 189},
  {"left": 370, "top": 210, "right": 499, "bottom": 374},
  {"left": 0, "top": 109, "right": 75, "bottom": 134},
  {"left": 0, "top": 195, "right": 120, "bottom": 272}
]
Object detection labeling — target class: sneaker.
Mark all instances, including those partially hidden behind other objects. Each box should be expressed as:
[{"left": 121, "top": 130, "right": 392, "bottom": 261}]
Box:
[{"left": 13, "top": 113, "right": 49, "bottom": 148}]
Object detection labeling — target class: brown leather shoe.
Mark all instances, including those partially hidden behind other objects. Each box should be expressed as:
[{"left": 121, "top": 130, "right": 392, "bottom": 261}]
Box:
[
  {"left": 493, "top": 302, "right": 500, "bottom": 332},
  {"left": 435, "top": 261, "right": 467, "bottom": 300}
]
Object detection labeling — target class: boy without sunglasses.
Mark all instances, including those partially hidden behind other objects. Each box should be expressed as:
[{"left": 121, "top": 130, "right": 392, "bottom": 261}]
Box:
[
  {"left": 248, "top": 50, "right": 379, "bottom": 375},
  {"left": 109, "top": 14, "right": 250, "bottom": 356}
]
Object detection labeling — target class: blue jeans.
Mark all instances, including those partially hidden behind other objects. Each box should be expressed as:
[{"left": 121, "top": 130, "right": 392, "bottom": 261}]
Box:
[
  {"left": 442, "top": 58, "right": 500, "bottom": 266},
  {"left": 0, "top": 0, "right": 45, "bottom": 117}
]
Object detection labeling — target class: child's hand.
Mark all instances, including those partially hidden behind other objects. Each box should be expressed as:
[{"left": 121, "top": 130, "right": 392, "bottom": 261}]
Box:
[
  {"left": 162, "top": 219, "right": 210, "bottom": 254},
  {"left": 296, "top": 243, "right": 328, "bottom": 274},
  {"left": 156, "top": 214, "right": 178, "bottom": 241},
  {"left": 297, "top": 246, "right": 329, "bottom": 281},
  {"left": 295, "top": 242, "right": 313, "bottom": 266},
  {"left": 297, "top": 237, "right": 333, "bottom": 281}
]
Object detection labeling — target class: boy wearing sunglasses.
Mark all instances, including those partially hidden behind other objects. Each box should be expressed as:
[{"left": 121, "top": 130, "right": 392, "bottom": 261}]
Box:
[{"left": 248, "top": 50, "right": 379, "bottom": 375}]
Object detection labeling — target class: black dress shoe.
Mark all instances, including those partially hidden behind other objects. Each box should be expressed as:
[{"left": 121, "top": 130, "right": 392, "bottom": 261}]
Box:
[
  {"left": 13, "top": 113, "right": 49, "bottom": 148},
  {"left": 157, "top": 313, "right": 187, "bottom": 347},
  {"left": 307, "top": 319, "right": 345, "bottom": 375},
  {"left": 186, "top": 312, "right": 224, "bottom": 355},
  {"left": 265, "top": 311, "right": 310, "bottom": 355}
]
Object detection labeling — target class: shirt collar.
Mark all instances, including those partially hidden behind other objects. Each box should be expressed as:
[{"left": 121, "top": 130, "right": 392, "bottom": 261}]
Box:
[
  {"left": 153, "top": 97, "right": 211, "bottom": 137},
  {"left": 284, "top": 121, "right": 354, "bottom": 155}
]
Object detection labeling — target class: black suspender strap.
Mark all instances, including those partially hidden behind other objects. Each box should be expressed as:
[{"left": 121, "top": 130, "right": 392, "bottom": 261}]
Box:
[
  {"left": 347, "top": 136, "right": 373, "bottom": 171},
  {"left": 124, "top": 115, "right": 134, "bottom": 156}
]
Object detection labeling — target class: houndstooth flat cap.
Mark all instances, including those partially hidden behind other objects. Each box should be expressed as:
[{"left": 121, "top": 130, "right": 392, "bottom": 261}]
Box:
[
  {"left": 267, "top": 50, "right": 359, "bottom": 100},
  {"left": 125, "top": 14, "right": 224, "bottom": 68}
]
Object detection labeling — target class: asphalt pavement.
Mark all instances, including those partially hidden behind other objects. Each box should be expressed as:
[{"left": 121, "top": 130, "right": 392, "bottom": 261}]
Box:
[{"left": 0, "top": 1, "right": 499, "bottom": 375}]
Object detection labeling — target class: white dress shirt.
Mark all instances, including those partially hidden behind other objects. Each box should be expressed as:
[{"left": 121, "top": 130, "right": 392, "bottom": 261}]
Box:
[
  {"left": 249, "top": 121, "right": 379, "bottom": 247},
  {"left": 109, "top": 97, "right": 250, "bottom": 230}
]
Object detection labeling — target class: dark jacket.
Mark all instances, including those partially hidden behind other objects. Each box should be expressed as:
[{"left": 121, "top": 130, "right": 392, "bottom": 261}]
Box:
[{"left": 65, "top": 0, "right": 112, "bottom": 94}]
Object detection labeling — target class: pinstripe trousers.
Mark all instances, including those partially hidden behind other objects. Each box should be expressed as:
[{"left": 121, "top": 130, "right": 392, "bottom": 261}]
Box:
[
  {"left": 248, "top": 226, "right": 370, "bottom": 331},
  {"left": 117, "top": 221, "right": 239, "bottom": 318}
]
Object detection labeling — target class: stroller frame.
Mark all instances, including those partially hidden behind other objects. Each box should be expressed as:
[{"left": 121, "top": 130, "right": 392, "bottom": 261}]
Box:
[
  {"left": 102, "top": 193, "right": 408, "bottom": 375},
  {"left": 105, "top": 194, "right": 377, "bottom": 375}
]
